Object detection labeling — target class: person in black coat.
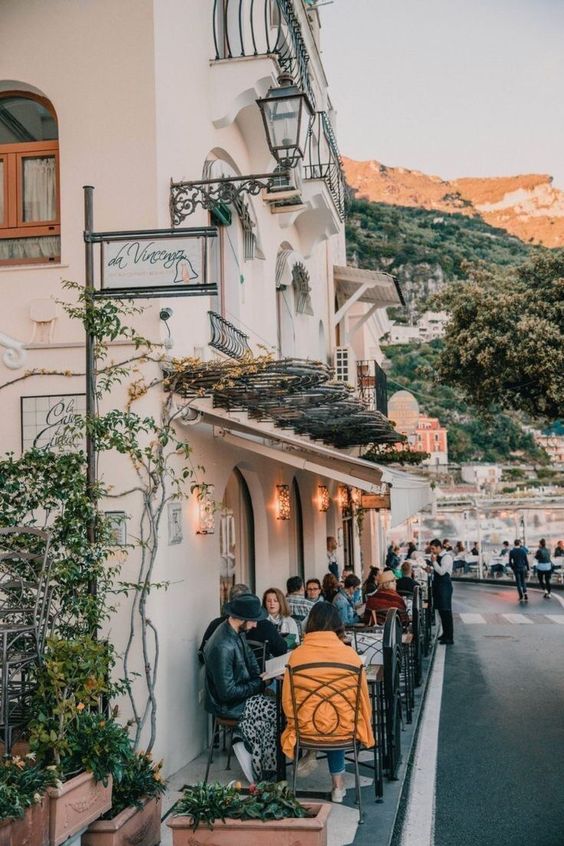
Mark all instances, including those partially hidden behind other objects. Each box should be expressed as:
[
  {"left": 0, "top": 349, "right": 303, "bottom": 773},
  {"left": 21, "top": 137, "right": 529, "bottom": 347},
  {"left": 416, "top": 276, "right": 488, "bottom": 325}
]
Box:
[
  {"left": 198, "top": 583, "right": 287, "bottom": 665},
  {"left": 509, "top": 539, "right": 530, "bottom": 602}
]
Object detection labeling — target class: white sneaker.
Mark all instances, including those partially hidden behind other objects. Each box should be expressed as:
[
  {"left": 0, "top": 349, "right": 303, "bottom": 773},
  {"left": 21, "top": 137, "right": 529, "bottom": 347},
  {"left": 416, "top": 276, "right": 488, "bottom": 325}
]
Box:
[
  {"left": 232, "top": 742, "right": 255, "bottom": 784},
  {"left": 297, "top": 750, "right": 318, "bottom": 776},
  {"left": 331, "top": 786, "right": 346, "bottom": 803},
  {"left": 544, "top": 591, "right": 549, "bottom": 598}
]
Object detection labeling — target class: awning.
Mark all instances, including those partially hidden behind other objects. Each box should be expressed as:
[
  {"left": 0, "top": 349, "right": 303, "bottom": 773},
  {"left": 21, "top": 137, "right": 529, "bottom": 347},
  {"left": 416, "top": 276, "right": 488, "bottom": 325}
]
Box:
[
  {"left": 333, "top": 265, "right": 405, "bottom": 312},
  {"left": 184, "top": 397, "right": 431, "bottom": 523}
]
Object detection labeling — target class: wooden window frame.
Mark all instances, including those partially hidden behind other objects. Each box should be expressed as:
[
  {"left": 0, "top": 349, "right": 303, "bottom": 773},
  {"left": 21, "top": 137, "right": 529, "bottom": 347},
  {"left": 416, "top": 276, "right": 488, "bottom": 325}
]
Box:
[{"left": 0, "top": 92, "right": 60, "bottom": 264}]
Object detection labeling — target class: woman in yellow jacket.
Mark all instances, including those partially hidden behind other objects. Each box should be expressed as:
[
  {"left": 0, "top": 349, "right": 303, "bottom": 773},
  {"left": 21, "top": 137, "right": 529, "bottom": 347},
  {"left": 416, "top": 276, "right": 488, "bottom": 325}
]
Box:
[{"left": 281, "top": 602, "right": 374, "bottom": 803}]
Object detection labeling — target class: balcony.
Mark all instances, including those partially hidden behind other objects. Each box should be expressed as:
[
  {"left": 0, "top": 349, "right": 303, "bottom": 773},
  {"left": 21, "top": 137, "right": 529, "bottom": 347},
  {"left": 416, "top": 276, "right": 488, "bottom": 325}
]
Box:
[
  {"left": 304, "top": 110, "right": 345, "bottom": 221},
  {"left": 208, "top": 310, "right": 252, "bottom": 359},
  {"left": 210, "top": 0, "right": 316, "bottom": 128},
  {"left": 357, "top": 360, "right": 388, "bottom": 417}
]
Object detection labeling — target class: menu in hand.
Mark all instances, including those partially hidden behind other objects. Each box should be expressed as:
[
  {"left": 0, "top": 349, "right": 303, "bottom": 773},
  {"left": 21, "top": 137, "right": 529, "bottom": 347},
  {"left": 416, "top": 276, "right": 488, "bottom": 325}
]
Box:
[{"left": 263, "top": 652, "right": 291, "bottom": 681}]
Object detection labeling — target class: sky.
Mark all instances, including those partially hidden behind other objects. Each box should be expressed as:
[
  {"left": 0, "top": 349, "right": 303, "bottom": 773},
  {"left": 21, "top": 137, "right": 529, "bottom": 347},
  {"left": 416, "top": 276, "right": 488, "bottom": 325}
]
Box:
[{"left": 319, "top": 0, "right": 564, "bottom": 188}]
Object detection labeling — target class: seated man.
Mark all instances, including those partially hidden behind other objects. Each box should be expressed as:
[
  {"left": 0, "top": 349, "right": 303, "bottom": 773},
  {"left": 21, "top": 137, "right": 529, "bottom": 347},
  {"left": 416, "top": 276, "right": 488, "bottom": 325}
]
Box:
[
  {"left": 363, "top": 572, "right": 410, "bottom": 628},
  {"left": 396, "top": 561, "right": 418, "bottom": 595},
  {"left": 490, "top": 542, "right": 510, "bottom": 577},
  {"left": 198, "top": 583, "right": 287, "bottom": 664},
  {"left": 204, "top": 593, "right": 275, "bottom": 782},
  {"left": 286, "top": 576, "right": 314, "bottom": 626},
  {"left": 333, "top": 574, "right": 362, "bottom": 626}
]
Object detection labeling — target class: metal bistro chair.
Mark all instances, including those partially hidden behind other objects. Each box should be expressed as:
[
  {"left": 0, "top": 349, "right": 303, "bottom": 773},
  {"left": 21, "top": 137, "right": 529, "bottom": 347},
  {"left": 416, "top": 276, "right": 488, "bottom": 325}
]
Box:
[
  {"left": 246, "top": 639, "right": 268, "bottom": 673},
  {"left": 382, "top": 609, "right": 403, "bottom": 780},
  {"left": 410, "top": 586, "right": 424, "bottom": 687},
  {"left": 352, "top": 626, "right": 384, "bottom": 668},
  {"left": 0, "top": 527, "right": 53, "bottom": 755},
  {"left": 287, "top": 661, "right": 365, "bottom": 823}
]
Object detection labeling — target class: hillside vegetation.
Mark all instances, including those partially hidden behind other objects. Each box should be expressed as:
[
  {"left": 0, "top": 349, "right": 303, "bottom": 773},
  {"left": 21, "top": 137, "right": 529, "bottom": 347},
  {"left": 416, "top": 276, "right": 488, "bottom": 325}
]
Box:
[
  {"left": 384, "top": 341, "right": 547, "bottom": 465},
  {"left": 346, "top": 198, "right": 535, "bottom": 282}
]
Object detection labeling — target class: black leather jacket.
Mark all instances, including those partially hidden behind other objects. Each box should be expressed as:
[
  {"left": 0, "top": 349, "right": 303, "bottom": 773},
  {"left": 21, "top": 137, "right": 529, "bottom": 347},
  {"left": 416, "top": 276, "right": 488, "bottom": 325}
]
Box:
[{"left": 204, "top": 620, "right": 263, "bottom": 719}]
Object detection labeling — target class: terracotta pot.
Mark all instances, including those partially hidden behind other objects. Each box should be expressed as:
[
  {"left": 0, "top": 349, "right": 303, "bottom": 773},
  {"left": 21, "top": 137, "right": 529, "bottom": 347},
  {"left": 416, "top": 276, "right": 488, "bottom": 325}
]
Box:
[
  {"left": 0, "top": 739, "right": 31, "bottom": 758},
  {"left": 47, "top": 771, "right": 112, "bottom": 846},
  {"left": 81, "top": 796, "right": 162, "bottom": 846},
  {"left": 0, "top": 797, "right": 49, "bottom": 846},
  {"left": 167, "top": 802, "right": 331, "bottom": 846}
]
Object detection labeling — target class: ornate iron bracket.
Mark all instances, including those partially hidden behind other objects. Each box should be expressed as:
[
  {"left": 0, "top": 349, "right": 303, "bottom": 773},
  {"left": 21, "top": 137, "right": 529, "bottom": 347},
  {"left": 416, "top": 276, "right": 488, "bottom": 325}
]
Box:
[{"left": 170, "top": 171, "right": 291, "bottom": 226}]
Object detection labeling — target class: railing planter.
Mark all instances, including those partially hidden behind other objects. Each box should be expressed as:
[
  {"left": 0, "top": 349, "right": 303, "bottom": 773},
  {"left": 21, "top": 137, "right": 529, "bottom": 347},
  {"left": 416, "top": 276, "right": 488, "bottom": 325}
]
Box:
[
  {"left": 0, "top": 798, "right": 49, "bottom": 846},
  {"left": 304, "top": 111, "right": 345, "bottom": 220},
  {"left": 47, "top": 773, "right": 112, "bottom": 846},
  {"left": 167, "top": 802, "right": 331, "bottom": 846},
  {"left": 82, "top": 796, "right": 162, "bottom": 846}
]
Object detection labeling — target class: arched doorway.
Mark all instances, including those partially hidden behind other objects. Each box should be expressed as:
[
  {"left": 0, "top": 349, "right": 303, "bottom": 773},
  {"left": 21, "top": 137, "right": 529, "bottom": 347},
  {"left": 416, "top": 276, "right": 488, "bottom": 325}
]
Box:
[
  {"left": 219, "top": 469, "right": 256, "bottom": 608},
  {"left": 290, "top": 478, "right": 304, "bottom": 580}
]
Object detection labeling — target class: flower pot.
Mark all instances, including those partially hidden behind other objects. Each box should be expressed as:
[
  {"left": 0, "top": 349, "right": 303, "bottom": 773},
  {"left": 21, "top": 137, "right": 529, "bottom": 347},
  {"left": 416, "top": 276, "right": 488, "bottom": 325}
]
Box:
[
  {"left": 0, "top": 797, "right": 49, "bottom": 846},
  {"left": 81, "top": 796, "right": 162, "bottom": 846},
  {"left": 47, "top": 772, "right": 112, "bottom": 846},
  {"left": 167, "top": 802, "right": 331, "bottom": 846}
]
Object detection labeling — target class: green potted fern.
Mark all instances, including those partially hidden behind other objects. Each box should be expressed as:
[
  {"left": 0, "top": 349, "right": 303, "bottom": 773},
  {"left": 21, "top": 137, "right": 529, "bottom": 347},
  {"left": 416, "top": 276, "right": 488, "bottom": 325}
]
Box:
[
  {"left": 0, "top": 755, "right": 58, "bottom": 846},
  {"left": 167, "top": 781, "right": 330, "bottom": 846}
]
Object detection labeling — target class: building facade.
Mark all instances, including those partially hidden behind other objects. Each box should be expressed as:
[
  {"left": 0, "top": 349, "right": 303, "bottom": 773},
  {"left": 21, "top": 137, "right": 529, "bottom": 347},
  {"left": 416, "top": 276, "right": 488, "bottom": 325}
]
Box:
[{"left": 0, "top": 0, "right": 430, "bottom": 773}]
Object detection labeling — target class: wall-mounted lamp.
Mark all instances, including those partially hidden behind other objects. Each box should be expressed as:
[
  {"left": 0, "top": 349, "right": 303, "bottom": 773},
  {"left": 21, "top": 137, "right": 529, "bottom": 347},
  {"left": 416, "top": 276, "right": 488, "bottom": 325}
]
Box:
[
  {"left": 337, "top": 485, "right": 351, "bottom": 510},
  {"left": 196, "top": 485, "right": 215, "bottom": 535},
  {"left": 276, "top": 484, "right": 291, "bottom": 520},
  {"left": 318, "top": 485, "right": 330, "bottom": 512}
]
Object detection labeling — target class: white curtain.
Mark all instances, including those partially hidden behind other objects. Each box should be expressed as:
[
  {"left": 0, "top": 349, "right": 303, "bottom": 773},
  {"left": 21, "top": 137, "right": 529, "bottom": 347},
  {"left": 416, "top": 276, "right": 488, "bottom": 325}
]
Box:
[
  {"left": 0, "top": 160, "right": 4, "bottom": 224},
  {"left": 23, "top": 156, "right": 56, "bottom": 222},
  {"left": 0, "top": 236, "right": 60, "bottom": 261}
]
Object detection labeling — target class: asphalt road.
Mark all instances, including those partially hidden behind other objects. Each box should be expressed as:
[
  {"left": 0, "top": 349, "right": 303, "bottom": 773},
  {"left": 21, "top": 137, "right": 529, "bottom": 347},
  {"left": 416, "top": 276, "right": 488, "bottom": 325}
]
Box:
[{"left": 434, "top": 582, "right": 564, "bottom": 846}]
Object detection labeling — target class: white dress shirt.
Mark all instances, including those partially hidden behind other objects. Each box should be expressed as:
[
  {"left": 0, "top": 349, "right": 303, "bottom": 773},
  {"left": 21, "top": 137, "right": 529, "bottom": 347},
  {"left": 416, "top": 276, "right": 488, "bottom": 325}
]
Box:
[{"left": 432, "top": 551, "right": 453, "bottom": 576}]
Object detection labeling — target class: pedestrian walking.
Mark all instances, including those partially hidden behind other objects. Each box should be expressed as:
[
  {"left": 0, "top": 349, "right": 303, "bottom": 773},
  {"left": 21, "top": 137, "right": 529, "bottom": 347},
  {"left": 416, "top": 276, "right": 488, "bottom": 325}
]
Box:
[
  {"left": 509, "top": 539, "right": 529, "bottom": 603},
  {"left": 534, "top": 538, "right": 552, "bottom": 597},
  {"left": 428, "top": 538, "right": 454, "bottom": 645}
]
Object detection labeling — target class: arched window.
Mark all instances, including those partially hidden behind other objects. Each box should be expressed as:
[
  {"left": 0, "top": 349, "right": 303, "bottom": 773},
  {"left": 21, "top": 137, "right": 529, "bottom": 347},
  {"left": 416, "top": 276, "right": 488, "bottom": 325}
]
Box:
[{"left": 0, "top": 92, "right": 60, "bottom": 265}]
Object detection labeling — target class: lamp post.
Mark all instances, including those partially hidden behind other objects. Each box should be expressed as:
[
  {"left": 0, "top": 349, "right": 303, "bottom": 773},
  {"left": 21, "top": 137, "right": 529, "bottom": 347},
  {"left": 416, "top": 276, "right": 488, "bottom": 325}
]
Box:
[{"left": 257, "top": 74, "right": 314, "bottom": 168}]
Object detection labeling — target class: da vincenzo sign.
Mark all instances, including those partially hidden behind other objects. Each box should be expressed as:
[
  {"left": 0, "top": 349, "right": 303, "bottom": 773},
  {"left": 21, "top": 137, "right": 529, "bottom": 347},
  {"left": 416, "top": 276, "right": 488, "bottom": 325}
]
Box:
[{"left": 98, "top": 228, "right": 218, "bottom": 298}]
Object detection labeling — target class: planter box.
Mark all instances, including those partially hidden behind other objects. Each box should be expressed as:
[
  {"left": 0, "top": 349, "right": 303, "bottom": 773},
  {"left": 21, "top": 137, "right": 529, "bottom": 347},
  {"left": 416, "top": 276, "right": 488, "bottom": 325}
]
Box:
[
  {"left": 0, "top": 797, "right": 49, "bottom": 846},
  {"left": 47, "top": 772, "right": 112, "bottom": 846},
  {"left": 81, "top": 797, "right": 162, "bottom": 846},
  {"left": 167, "top": 802, "right": 331, "bottom": 846}
]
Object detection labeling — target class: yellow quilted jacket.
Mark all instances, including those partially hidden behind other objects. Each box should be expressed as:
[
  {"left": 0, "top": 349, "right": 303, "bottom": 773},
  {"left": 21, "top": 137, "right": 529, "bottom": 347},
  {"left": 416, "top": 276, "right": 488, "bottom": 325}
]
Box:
[{"left": 281, "top": 631, "right": 375, "bottom": 759}]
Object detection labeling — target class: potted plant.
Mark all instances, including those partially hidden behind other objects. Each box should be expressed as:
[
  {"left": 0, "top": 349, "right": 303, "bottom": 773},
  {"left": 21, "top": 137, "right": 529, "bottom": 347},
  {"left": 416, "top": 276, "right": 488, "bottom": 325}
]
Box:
[
  {"left": 28, "top": 636, "right": 117, "bottom": 846},
  {"left": 82, "top": 751, "right": 166, "bottom": 846},
  {"left": 0, "top": 755, "right": 58, "bottom": 846},
  {"left": 167, "top": 781, "right": 331, "bottom": 846}
]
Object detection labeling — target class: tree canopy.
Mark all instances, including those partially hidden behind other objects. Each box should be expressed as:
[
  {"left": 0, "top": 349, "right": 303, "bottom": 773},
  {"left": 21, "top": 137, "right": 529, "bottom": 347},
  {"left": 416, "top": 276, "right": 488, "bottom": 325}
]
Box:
[{"left": 436, "top": 252, "right": 564, "bottom": 420}]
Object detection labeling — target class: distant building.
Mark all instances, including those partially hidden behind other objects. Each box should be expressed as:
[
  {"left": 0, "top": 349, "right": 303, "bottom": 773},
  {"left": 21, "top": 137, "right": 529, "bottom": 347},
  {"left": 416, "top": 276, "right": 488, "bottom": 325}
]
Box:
[
  {"left": 533, "top": 433, "right": 564, "bottom": 465},
  {"left": 388, "top": 310, "right": 449, "bottom": 345},
  {"left": 460, "top": 463, "right": 503, "bottom": 490},
  {"left": 414, "top": 416, "right": 449, "bottom": 466}
]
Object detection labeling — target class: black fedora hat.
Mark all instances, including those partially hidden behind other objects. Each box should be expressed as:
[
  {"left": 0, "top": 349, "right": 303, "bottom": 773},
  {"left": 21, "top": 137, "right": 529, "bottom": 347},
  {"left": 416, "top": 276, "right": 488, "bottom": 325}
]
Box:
[{"left": 223, "top": 593, "right": 267, "bottom": 622}]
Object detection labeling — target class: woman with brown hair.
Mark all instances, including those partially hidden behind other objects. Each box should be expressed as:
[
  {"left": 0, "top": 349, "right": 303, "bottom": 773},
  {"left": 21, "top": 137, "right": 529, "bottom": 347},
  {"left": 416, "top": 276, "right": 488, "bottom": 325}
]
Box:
[
  {"left": 262, "top": 587, "right": 299, "bottom": 639},
  {"left": 322, "top": 572, "right": 340, "bottom": 603},
  {"left": 281, "top": 602, "right": 374, "bottom": 803}
]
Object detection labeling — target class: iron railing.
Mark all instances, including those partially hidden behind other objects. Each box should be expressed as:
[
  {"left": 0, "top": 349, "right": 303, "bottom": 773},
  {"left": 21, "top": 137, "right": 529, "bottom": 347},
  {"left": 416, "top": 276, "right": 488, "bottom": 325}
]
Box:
[
  {"left": 357, "top": 360, "right": 388, "bottom": 416},
  {"left": 208, "top": 310, "right": 252, "bottom": 359},
  {"left": 212, "top": 0, "right": 315, "bottom": 107},
  {"left": 304, "top": 111, "right": 345, "bottom": 220}
]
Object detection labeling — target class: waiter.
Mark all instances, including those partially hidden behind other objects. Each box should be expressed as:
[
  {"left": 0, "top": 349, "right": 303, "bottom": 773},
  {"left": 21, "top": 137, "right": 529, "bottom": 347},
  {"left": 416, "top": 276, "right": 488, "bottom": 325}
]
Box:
[{"left": 428, "top": 538, "right": 454, "bottom": 645}]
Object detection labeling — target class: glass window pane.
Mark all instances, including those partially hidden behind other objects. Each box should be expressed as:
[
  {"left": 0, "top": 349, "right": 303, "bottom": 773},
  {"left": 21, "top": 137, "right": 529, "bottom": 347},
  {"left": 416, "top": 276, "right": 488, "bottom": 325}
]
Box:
[
  {"left": 22, "top": 156, "right": 56, "bottom": 222},
  {"left": 0, "top": 97, "right": 57, "bottom": 144},
  {"left": 0, "top": 235, "right": 60, "bottom": 263},
  {"left": 0, "top": 159, "right": 3, "bottom": 225}
]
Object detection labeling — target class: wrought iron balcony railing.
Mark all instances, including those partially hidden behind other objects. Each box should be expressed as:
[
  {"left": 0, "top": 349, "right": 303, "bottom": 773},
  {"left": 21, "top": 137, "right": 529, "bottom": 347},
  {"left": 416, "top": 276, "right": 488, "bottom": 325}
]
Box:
[
  {"left": 212, "top": 0, "right": 315, "bottom": 107},
  {"left": 208, "top": 310, "right": 252, "bottom": 359},
  {"left": 357, "top": 360, "right": 388, "bottom": 416},
  {"left": 304, "top": 111, "right": 345, "bottom": 220}
]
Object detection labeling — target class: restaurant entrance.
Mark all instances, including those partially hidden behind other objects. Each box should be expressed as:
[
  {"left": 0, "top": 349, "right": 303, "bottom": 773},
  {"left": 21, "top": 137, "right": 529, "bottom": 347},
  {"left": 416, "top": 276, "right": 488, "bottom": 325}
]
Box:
[{"left": 219, "top": 468, "right": 256, "bottom": 607}]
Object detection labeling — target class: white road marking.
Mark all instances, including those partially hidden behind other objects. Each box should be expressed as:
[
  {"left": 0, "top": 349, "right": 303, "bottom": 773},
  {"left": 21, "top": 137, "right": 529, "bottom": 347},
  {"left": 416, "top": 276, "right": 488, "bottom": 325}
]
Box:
[
  {"left": 501, "top": 614, "right": 533, "bottom": 624},
  {"left": 400, "top": 647, "right": 446, "bottom": 846},
  {"left": 545, "top": 615, "right": 564, "bottom": 624},
  {"left": 459, "top": 613, "right": 486, "bottom": 624}
]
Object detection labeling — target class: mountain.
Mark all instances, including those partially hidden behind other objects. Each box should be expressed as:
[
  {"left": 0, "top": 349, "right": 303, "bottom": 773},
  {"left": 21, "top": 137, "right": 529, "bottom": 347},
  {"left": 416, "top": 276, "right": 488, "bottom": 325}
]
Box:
[
  {"left": 345, "top": 197, "right": 535, "bottom": 320},
  {"left": 343, "top": 157, "right": 564, "bottom": 248}
]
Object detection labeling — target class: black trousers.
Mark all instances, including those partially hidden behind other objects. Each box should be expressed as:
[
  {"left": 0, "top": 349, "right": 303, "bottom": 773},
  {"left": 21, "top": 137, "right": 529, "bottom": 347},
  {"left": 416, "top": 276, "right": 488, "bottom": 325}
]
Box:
[
  {"left": 538, "top": 570, "right": 552, "bottom": 592},
  {"left": 437, "top": 609, "right": 454, "bottom": 641}
]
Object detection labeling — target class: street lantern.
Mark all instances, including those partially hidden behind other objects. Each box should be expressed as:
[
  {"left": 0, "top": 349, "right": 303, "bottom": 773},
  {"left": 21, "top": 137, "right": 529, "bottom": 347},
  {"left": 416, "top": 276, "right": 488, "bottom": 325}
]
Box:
[{"left": 257, "top": 74, "right": 314, "bottom": 168}]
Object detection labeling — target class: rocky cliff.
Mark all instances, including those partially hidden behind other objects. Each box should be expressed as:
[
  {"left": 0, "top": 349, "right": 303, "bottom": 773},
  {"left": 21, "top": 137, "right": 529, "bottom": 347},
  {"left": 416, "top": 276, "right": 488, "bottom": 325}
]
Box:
[{"left": 343, "top": 157, "right": 564, "bottom": 248}]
